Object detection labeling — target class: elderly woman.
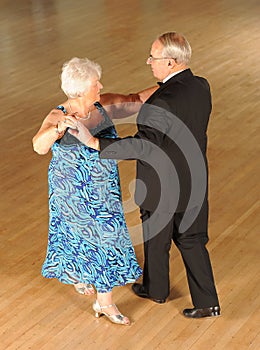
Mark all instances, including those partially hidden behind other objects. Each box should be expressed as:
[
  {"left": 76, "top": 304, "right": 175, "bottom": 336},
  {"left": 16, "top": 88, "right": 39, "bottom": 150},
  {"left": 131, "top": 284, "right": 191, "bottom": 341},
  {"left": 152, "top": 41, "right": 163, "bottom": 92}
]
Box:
[{"left": 33, "top": 57, "right": 157, "bottom": 326}]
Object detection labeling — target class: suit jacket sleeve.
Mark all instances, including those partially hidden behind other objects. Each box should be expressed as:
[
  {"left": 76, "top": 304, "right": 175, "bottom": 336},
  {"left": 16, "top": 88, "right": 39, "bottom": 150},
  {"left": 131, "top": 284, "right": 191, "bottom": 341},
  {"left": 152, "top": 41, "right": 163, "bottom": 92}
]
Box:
[{"left": 99, "top": 102, "right": 170, "bottom": 160}]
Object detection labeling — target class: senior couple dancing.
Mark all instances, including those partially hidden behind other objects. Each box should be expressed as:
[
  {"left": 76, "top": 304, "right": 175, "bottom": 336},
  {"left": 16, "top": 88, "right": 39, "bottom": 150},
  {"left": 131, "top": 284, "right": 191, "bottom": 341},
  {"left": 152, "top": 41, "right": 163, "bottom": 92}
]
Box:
[{"left": 33, "top": 31, "right": 220, "bottom": 326}]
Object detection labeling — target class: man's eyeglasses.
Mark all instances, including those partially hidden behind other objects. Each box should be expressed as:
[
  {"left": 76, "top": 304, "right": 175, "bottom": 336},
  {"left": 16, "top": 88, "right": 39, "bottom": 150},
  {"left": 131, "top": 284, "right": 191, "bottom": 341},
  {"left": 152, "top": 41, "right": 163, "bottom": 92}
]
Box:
[{"left": 147, "top": 55, "right": 174, "bottom": 63}]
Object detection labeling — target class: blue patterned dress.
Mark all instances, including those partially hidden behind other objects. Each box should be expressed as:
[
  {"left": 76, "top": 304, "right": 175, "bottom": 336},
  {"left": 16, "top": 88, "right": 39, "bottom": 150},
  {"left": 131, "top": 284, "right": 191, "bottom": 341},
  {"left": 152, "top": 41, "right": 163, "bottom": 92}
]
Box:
[{"left": 42, "top": 102, "right": 142, "bottom": 292}]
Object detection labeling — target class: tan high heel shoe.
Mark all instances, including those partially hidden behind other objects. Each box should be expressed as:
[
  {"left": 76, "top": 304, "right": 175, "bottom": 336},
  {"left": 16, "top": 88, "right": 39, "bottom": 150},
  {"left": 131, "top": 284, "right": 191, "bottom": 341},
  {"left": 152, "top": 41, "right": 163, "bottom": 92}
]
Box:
[
  {"left": 74, "top": 283, "right": 95, "bottom": 295},
  {"left": 93, "top": 300, "right": 130, "bottom": 325}
]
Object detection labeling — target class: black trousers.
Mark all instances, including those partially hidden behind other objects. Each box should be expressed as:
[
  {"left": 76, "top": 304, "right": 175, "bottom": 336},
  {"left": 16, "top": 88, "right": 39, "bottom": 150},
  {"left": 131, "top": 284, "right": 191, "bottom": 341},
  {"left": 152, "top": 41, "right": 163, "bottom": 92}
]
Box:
[{"left": 140, "top": 207, "right": 219, "bottom": 308}]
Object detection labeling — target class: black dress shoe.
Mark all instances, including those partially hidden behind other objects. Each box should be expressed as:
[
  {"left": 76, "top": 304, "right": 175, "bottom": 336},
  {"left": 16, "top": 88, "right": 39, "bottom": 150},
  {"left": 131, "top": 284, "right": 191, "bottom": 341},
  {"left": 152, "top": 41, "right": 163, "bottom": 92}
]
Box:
[
  {"left": 183, "top": 306, "right": 220, "bottom": 318},
  {"left": 132, "top": 283, "right": 166, "bottom": 304}
]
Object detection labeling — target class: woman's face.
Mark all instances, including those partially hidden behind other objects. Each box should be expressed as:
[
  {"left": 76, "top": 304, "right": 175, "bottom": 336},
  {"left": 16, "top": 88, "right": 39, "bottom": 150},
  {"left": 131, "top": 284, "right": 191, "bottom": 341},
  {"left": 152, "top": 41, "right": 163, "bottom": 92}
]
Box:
[{"left": 85, "top": 76, "right": 103, "bottom": 103}]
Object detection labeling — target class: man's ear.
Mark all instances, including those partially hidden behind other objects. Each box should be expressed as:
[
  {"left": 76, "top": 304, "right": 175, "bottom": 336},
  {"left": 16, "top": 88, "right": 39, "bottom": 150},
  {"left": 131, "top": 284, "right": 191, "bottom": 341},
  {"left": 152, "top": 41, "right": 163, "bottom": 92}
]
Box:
[{"left": 168, "top": 58, "right": 175, "bottom": 66}]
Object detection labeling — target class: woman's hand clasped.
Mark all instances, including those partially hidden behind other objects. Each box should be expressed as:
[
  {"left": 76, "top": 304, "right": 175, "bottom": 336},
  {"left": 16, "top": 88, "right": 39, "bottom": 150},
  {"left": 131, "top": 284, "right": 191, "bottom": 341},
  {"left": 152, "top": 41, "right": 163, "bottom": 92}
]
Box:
[
  {"left": 63, "top": 114, "right": 79, "bottom": 130},
  {"left": 56, "top": 114, "right": 79, "bottom": 135},
  {"left": 68, "top": 118, "right": 94, "bottom": 146}
]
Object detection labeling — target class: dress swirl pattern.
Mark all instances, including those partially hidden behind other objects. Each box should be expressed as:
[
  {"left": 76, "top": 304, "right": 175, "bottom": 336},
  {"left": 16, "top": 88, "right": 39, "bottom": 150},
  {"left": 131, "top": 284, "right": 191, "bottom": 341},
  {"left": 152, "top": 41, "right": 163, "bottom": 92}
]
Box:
[{"left": 42, "top": 103, "right": 142, "bottom": 292}]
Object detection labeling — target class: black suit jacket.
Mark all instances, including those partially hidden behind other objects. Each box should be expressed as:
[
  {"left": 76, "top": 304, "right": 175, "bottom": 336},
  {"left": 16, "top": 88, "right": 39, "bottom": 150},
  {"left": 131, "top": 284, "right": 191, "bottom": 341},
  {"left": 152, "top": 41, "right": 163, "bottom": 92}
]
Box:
[{"left": 100, "top": 69, "right": 211, "bottom": 215}]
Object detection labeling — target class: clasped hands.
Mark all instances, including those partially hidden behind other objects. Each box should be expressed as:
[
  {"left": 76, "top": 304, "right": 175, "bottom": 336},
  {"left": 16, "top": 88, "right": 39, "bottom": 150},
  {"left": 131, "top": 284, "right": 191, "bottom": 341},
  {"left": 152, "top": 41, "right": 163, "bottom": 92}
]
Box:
[
  {"left": 56, "top": 114, "right": 78, "bottom": 133},
  {"left": 62, "top": 115, "right": 98, "bottom": 149}
]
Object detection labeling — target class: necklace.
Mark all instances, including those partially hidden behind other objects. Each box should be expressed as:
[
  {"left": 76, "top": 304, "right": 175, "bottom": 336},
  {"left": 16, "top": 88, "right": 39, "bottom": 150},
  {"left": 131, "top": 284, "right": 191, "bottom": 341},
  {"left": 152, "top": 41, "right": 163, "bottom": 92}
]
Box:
[{"left": 68, "top": 100, "right": 91, "bottom": 120}]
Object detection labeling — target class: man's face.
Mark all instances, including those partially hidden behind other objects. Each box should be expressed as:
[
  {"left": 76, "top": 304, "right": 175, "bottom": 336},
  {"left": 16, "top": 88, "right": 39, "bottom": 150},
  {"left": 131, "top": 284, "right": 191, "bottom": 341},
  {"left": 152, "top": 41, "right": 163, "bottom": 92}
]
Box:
[{"left": 147, "top": 39, "right": 172, "bottom": 81}]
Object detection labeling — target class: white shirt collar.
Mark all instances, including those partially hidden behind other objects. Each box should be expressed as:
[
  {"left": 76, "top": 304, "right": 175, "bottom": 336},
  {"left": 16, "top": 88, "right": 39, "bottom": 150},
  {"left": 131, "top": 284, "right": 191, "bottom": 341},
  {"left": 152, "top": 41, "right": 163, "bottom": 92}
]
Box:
[{"left": 162, "top": 69, "right": 186, "bottom": 83}]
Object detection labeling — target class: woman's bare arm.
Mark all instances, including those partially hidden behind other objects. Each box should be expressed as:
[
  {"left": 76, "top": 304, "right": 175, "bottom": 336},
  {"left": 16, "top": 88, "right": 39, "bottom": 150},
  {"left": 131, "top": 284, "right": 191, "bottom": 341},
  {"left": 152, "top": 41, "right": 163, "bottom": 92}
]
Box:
[
  {"left": 138, "top": 86, "right": 158, "bottom": 103},
  {"left": 98, "top": 86, "right": 158, "bottom": 119},
  {"left": 32, "top": 110, "right": 80, "bottom": 155}
]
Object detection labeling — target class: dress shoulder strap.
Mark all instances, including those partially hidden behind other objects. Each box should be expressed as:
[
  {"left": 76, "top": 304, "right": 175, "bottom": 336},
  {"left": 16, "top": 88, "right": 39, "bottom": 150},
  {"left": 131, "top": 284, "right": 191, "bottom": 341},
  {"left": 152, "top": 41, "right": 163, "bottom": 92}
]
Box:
[
  {"left": 56, "top": 105, "right": 67, "bottom": 114},
  {"left": 94, "top": 101, "right": 111, "bottom": 122}
]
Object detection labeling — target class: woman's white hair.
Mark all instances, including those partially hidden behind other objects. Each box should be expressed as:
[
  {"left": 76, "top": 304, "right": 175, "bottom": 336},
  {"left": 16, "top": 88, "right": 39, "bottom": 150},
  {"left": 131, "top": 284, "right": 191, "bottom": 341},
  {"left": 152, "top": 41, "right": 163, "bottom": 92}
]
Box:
[
  {"left": 61, "top": 57, "right": 102, "bottom": 98},
  {"left": 157, "top": 32, "right": 192, "bottom": 65}
]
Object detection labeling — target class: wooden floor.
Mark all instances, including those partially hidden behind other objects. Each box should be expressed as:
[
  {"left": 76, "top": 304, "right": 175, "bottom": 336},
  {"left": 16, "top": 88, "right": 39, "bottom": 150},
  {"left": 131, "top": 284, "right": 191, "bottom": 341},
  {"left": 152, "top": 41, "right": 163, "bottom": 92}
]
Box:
[{"left": 0, "top": 0, "right": 260, "bottom": 349}]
